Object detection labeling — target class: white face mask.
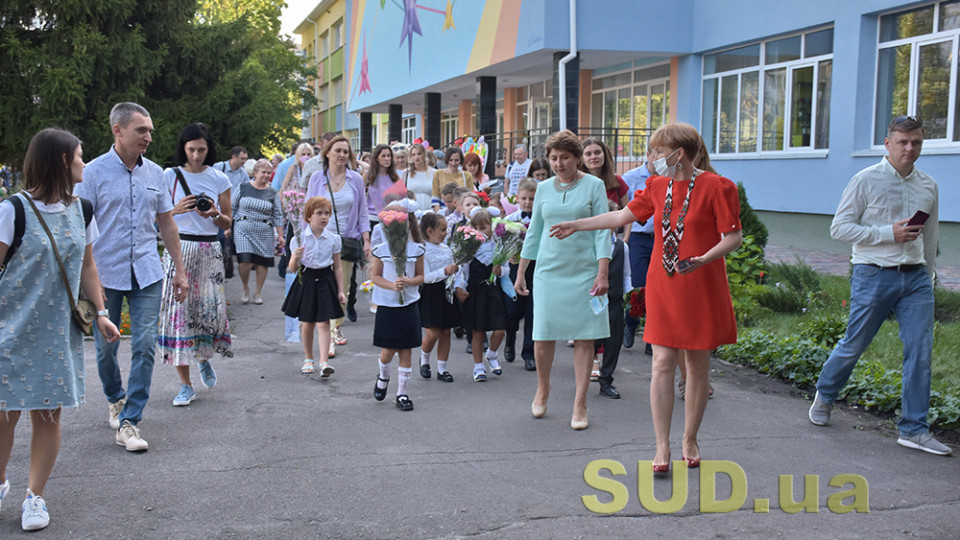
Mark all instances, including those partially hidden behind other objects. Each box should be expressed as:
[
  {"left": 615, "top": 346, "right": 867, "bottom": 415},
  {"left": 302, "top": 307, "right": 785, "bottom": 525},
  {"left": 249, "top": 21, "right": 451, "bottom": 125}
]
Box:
[{"left": 653, "top": 149, "right": 680, "bottom": 177}]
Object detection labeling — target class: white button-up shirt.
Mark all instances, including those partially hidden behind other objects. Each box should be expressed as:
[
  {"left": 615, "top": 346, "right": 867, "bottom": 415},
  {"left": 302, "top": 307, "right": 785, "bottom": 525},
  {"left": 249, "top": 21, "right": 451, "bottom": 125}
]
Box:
[
  {"left": 290, "top": 226, "right": 341, "bottom": 269},
  {"left": 75, "top": 147, "right": 173, "bottom": 290},
  {"left": 830, "top": 156, "right": 938, "bottom": 278}
]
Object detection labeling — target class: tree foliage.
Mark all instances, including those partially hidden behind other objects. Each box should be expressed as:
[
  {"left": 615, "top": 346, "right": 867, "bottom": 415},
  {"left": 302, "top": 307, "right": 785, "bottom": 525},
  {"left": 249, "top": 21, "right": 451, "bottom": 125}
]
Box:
[{"left": 0, "top": 0, "right": 315, "bottom": 167}]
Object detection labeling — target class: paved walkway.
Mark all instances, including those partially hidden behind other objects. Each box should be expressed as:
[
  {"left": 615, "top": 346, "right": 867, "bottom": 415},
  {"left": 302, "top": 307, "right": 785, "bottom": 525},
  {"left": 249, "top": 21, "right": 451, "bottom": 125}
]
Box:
[
  {"left": 766, "top": 243, "right": 960, "bottom": 291},
  {"left": 2, "top": 269, "right": 956, "bottom": 538}
]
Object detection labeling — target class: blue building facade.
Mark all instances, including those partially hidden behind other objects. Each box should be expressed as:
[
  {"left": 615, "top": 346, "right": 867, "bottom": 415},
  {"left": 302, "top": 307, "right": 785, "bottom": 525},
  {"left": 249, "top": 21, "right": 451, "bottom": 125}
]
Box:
[{"left": 343, "top": 0, "right": 959, "bottom": 223}]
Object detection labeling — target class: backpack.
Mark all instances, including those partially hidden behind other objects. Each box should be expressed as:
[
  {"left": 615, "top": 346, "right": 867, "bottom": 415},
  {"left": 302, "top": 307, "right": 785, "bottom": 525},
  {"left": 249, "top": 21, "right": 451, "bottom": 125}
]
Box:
[{"left": 2, "top": 194, "right": 93, "bottom": 268}]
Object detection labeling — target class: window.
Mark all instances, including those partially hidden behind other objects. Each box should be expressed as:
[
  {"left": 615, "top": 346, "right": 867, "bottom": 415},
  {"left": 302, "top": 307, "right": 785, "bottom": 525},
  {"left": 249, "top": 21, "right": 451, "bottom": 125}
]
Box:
[
  {"left": 702, "top": 28, "right": 833, "bottom": 154},
  {"left": 591, "top": 63, "right": 669, "bottom": 158},
  {"left": 332, "top": 20, "right": 343, "bottom": 51},
  {"left": 332, "top": 77, "right": 342, "bottom": 105},
  {"left": 321, "top": 31, "right": 329, "bottom": 58},
  {"left": 402, "top": 116, "right": 417, "bottom": 144},
  {"left": 319, "top": 83, "right": 329, "bottom": 111},
  {"left": 441, "top": 113, "right": 458, "bottom": 147},
  {"left": 875, "top": 1, "right": 960, "bottom": 144}
]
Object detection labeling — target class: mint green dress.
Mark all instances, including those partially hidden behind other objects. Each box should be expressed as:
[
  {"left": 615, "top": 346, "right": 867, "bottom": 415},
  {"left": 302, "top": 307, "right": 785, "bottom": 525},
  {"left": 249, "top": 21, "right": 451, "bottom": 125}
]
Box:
[{"left": 520, "top": 174, "right": 611, "bottom": 340}]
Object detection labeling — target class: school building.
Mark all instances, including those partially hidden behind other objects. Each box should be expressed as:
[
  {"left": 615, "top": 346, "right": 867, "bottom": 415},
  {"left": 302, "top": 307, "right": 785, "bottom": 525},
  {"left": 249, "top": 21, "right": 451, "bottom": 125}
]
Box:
[{"left": 294, "top": 0, "right": 960, "bottom": 260}]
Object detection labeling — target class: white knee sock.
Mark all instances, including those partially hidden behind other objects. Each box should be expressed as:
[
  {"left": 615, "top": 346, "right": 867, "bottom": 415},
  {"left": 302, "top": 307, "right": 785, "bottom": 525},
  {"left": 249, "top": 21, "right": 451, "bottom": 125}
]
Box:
[
  {"left": 420, "top": 350, "right": 431, "bottom": 366},
  {"left": 438, "top": 360, "right": 448, "bottom": 373},
  {"left": 378, "top": 359, "right": 393, "bottom": 389},
  {"left": 398, "top": 367, "right": 412, "bottom": 396}
]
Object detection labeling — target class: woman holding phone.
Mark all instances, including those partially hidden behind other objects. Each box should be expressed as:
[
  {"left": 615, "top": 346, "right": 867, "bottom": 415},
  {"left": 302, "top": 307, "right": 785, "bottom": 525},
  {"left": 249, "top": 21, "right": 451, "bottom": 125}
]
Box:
[{"left": 549, "top": 123, "right": 741, "bottom": 472}]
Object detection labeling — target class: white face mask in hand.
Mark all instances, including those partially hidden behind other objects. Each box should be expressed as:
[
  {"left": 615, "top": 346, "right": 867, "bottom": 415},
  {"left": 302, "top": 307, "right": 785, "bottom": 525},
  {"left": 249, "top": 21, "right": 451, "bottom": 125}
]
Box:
[{"left": 653, "top": 148, "right": 680, "bottom": 177}]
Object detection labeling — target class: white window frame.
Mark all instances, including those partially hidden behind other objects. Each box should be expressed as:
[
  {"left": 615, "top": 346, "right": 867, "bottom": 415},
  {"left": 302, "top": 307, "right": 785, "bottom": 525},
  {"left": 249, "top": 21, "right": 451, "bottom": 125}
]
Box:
[
  {"left": 402, "top": 116, "right": 417, "bottom": 144},
  {"left": 441, "top": 113, "right": 458, "bottom": 147},
  {"left": 873, "top": 1, "right": 960, "bottom": 147},
  {"left": 702, "top": 28, "right": 833, "bottom": 156},
  {"left": 591, "top": 63, "right": 670, "bottom": 159}
]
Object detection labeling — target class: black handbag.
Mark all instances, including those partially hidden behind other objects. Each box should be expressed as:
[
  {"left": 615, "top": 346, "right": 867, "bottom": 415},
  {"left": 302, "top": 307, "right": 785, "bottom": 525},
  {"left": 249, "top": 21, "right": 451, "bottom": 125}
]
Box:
[
  {"left": 24, "top": 196, "right": 97, "bottom": 330},
  {"left": 327, "top": 172, "right": 363, "bottom": 263}
]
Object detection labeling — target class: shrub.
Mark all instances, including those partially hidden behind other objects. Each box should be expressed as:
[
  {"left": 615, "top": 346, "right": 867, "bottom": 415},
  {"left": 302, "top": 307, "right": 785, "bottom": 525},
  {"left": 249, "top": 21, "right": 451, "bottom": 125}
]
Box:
[
  {"left": 737, "top": 182, "right": 768, "bottom": 250},
  {"left": 726, "top": 235, "right": 767, "bottom": 285},
  {"left": 934, "top": 287, "right": 960, "bottom": 323},
  {"left": 800, "top": 313, "right": 848, "bottom": 349}
]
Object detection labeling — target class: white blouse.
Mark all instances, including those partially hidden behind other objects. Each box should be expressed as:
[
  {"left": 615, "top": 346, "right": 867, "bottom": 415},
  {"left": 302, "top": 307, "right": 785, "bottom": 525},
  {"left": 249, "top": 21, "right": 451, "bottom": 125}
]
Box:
[
  {"left": 371, "top": 241, "right": 425, "bottom": 307},
  {"left": 423, "top": 241, "right": 454, "bottom": 284},
  {"left": 290, "top": 226, "right": 341, "bottom": 269}
]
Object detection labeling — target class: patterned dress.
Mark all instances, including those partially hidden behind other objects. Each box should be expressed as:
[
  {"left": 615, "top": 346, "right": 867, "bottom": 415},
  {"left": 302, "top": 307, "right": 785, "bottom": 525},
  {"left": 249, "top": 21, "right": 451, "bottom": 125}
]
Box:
[
  {"left": 0, "top": 195, "right": 86, "bottom": 410},
  {"left": 232, "top": 181, "right": 283, "bottom": 267}
]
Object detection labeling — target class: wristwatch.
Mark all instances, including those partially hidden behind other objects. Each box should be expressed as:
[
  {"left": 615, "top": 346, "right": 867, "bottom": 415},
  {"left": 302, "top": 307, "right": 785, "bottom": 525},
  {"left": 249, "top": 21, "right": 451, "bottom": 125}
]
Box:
[{"left": 97, "top": 310, "right": 110, "bottom": 318}]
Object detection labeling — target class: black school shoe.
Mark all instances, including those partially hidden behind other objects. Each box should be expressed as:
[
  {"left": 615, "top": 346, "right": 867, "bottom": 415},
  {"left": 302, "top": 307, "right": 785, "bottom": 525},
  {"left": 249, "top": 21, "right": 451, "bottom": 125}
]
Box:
[
  {"left": 395, "top": 394, "right": 414, "bottom": 411},
  {"left": 437, "top": 371, "right": 454, "bottom": 382},
  {"left": 374, "top": 377, "right": 389, "bottom": 401},
  {"left": 599, "top": 385, "right": 621, "bottom": 399},
  {"left": 524, "top": 356, "right": 536, "bottom": 371},
  {"left": 420, "top": 363, "right": 431, "bottom": 379},
  {"left": 504, "top": 340, "right": 516, "bottom": 362}
]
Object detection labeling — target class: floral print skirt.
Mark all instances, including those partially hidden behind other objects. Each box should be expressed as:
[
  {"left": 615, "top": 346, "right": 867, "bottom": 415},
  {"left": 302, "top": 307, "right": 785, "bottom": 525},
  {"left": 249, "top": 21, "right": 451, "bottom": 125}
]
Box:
[{"left": 158, "top": 239, "right": 233, "bottom": 365}]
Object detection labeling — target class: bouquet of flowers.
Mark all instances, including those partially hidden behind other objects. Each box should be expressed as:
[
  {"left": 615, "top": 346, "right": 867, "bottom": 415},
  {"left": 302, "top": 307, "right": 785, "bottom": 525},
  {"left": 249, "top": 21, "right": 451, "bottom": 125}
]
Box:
[
  {"left": 379, "top": 209, "right": 410, "bottom": 304},
  {"left": 359, "top": 279, "right": 374, "bottom": 300},
  {"left": 625, "top": 287, "right": 646, "bottom": 319},
  {"left": 488, "top": 218, "right": 526, "bottom": 283},
  {"left": 474, "top": 190, "right": 491, "bottom": 207},
  {"left": 281, "top": 189, "right": 306, "bottom": 235},
  {"left": 446, "top": 225, "right": 486, "bottom": 301}
]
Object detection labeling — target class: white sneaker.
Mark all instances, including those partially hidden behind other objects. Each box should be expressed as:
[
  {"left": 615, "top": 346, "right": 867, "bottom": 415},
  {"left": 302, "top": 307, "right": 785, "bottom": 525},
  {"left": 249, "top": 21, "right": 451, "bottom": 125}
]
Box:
[
  {"left": 116, "top": 420, "right": 149, "bottom": 452},
  {"left": 0, "top": 478, "right": 10, "bottom": 512},
  {"left": 21, "top": 489, "right": 49, "bottom": 531},
  {"left": 108, "top": 398, "right": 125, "bottom": 430}
]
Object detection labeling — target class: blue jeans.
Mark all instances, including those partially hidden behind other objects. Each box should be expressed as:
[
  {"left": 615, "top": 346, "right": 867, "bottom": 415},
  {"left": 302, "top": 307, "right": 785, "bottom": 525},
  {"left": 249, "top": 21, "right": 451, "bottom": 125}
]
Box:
[
  {"left": 95, "top": 280, "right": 163, "bottom": 426},
  {"left": 815, "top": 264, "right": 934, "bottom": 436}
]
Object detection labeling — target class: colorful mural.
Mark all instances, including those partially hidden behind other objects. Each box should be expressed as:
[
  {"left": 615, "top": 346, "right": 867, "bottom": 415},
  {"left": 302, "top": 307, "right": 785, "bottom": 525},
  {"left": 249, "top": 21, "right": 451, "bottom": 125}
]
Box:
[{"left": 346, "top": 0, "right": 531, "bottom": 112}]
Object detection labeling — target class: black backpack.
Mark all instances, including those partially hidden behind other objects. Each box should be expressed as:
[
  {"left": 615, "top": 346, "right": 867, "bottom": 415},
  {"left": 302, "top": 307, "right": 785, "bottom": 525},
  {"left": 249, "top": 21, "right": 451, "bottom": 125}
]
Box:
[{"left": 2, "top": 194, "right": 93, "bottom": 268}]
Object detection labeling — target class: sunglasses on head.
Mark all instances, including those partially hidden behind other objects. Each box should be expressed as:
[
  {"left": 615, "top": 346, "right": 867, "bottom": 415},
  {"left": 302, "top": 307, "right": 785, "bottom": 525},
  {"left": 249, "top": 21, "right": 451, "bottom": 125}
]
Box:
[{"left": 891, "top": 115, "right": 922, "bottom": 126}]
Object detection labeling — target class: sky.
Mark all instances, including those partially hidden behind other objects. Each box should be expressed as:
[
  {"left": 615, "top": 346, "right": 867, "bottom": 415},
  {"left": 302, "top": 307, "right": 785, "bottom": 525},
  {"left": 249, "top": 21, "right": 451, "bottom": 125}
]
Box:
[{"left": 279, "top": 0, "right": 316, "bottom": 44}]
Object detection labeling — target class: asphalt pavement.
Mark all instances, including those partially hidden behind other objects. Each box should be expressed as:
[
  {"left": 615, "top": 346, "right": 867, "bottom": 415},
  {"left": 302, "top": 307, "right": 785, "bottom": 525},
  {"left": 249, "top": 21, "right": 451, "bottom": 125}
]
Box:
[{"left": 1, "top": 268, "right": 957, "bottom": 539}]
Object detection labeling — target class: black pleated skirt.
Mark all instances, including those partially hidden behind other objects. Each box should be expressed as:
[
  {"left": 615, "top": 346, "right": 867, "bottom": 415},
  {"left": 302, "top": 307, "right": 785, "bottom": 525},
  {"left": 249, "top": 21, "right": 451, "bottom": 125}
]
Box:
[
  {"left": 462, "top": 262, "right": 507, "bottom": 332},
  {"left": 418, "top": 282, "right": 460, "bottom": 329},
  {"left": 281, "top": 266, "right": 345, "bottom": 323},
  {"left": 374, "top": 303, "right": 422, "bottom": 349}
]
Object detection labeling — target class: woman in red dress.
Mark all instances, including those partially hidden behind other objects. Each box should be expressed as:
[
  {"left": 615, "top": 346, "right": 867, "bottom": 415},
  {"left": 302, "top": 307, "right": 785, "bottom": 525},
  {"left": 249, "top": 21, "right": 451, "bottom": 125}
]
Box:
[{"left": 549, "top": 123, "right": 742, "bottom": 473}]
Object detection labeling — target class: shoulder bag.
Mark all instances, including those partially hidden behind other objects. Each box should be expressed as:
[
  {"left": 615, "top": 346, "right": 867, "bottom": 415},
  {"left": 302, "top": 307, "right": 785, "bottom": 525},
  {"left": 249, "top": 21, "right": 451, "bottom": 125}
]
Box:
[
  {"left": 327, "top": 171, "right": 364, "bottom": 263},
  {"left": 23, "top": 196, "right": 97, "bottom": 330}
]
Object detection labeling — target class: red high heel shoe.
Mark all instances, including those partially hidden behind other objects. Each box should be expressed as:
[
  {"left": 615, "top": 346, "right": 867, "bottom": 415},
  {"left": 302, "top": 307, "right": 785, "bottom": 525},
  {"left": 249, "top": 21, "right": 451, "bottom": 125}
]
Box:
[
  {"left": 652, "top": 452, "right": 670, "bottom": 474},
  {"left": 682, "top": 443, "right": 700, "bottom": 468}
]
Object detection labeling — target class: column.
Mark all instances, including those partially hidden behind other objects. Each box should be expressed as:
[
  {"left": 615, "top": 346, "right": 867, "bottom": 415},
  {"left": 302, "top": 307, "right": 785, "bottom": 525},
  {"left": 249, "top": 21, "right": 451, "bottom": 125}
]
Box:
[
  {"left": 476, "top": 76, "right": 497, "bottom": 179},
  {"left": 388, "top": 104, "right": 402, "bottom": 144},
  {"left": 360, "top": 112, "right": 373, "bottom": 153},
  {"left": 424, "top": 92, "right": 441, "bottom": 150}
]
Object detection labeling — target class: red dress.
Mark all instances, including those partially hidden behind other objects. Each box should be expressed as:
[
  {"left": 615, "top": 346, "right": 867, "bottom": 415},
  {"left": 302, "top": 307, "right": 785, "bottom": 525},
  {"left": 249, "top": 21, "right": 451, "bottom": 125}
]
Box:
[{"left": 627, "top": 171, "right": 741, "bottom": 349}]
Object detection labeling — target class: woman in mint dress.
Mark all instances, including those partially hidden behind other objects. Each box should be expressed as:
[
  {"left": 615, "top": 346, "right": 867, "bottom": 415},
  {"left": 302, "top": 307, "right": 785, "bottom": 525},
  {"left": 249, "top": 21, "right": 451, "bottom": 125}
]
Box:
[
  {"left": 515, "top": 130, "right": 611, "bottom": 431},
  {"left": 0, "top": 128, "right": 119, "bottom": 531}
]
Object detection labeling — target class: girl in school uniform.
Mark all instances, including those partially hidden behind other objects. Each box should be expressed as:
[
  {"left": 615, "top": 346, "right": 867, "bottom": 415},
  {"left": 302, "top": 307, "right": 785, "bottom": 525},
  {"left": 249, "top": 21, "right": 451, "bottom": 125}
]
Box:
[
  {"left": 370, "top": 203, "right": 426, "bottom": 411},
  {"left": 454, "top": 208, "right": 508, "bottom": 382},
  {"left": 282, "top": 196, "right": 346, "bottom": 376},
  {"left": 418, "top": 212, "right": 460, "bottom": 382}
]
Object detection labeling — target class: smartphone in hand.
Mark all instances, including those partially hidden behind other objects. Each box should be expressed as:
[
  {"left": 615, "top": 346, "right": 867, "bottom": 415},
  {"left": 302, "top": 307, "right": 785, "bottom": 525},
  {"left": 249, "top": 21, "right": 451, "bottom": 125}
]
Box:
[
  {"left": 675, "top": 257, "right": 695, "bottom": 272},
  {"left": 907, "top": 210, "right": 929, "bottom": 227}
]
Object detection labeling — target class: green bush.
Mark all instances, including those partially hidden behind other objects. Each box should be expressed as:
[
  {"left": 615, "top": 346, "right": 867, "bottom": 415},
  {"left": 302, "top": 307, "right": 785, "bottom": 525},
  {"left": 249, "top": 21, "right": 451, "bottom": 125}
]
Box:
[
  {"left": 737, "top": 182, "right": 768, "bottom": 250},
  {"left": 726, "top": 235, "right": 767, "bottom": 285},
  {"left": 800, "top": 313, "right": 848, "bottom": 349},
  {"left": 718, "top": 329, "right": 960, "bottom": 430}
]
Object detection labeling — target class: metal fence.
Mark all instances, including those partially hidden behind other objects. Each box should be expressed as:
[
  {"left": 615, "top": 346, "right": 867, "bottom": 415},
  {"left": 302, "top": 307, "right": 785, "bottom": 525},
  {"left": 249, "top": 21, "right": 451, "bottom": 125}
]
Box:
[{"left": 478, "top": 127, "right": 654, "bottom": 176}]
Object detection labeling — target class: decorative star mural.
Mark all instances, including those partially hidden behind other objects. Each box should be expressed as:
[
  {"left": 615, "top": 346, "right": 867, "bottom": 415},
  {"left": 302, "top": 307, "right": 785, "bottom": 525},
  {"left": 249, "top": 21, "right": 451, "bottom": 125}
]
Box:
[
  {"left": 359, "top": 32, "right": 372, "bottom": 94},
  {"left": 382, "top": 0, "right": 457, "bottom": 72}
]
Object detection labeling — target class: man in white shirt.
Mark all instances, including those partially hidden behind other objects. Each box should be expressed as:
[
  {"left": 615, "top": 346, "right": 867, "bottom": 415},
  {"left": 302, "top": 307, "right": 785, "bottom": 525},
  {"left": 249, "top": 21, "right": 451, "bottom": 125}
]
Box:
[
  {"left": 214, "top": 146, "right": 249, "bottom": 189},
  {"left": 808, "top": 115, "right": 950, "bottom": 456},
  {"left": 504, "top": 144, "right": 531, "bottom": 196}
]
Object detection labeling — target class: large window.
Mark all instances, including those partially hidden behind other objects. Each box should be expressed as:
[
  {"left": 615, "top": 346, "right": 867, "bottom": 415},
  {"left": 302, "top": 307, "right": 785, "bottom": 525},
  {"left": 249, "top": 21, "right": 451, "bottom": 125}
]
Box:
[
  {"left": 875, "top": 1, "right": 960, "bottom": 144},
  {"left": 332, "top": 20, "right": 343, "bottom": 51},
  {"left": 402, "top": 116, "right": 417, "bottom": 144},
  {"left": 441, "top": 113, "right": 457, "bottom": 147},
  {"left": 591, "top": 63, "right": 670, "bottom": 158},
  {"left": 703, "top": 28, "right": 833, "bottom": 154}
]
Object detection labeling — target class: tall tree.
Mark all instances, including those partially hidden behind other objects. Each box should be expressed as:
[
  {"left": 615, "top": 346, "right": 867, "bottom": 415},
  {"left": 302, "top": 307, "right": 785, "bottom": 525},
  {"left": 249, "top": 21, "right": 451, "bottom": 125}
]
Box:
[{"left": 0, "top": 0, "right": 314, "bottom": 167}]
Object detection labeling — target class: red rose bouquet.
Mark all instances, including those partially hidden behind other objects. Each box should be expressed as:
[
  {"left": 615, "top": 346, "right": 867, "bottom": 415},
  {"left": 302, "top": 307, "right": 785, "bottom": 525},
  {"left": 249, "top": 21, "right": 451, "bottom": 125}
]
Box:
[{"left": 626, "top": 287, "right": 646, "bottom": 319}]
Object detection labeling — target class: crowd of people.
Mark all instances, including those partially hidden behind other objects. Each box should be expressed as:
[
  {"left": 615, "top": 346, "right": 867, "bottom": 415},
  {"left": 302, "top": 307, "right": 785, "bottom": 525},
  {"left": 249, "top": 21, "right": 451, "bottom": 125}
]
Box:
[{"left": 0, "top": 101, "right": 951, "bottom": 531}]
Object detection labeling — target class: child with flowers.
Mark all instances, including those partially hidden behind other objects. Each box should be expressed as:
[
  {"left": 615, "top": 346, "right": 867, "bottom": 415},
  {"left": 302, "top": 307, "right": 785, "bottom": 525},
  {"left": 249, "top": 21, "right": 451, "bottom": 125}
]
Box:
[
  {"left": 370, "top": 201, "right": 425, "bottom": 411},
  {"left": 505, "top": 178, "right": 538, "bottom": 369},
  {"left": 455, "top": 208, "right": 509, "bottom": 382},
  {"left": 417, "top": 212, "right": 460, "bottom": 382},
  {"left": 281, "top": 196, "right": 346, "bottom": 376}
]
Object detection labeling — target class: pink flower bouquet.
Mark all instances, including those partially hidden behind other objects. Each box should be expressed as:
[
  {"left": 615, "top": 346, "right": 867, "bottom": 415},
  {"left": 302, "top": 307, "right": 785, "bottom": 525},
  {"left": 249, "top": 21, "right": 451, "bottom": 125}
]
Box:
[
  {"left": 488, "top": 218, "right": 526, "bottom": 283},
  {"left": 379, "top": 209, "right": 410, "bottom": 304}
]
